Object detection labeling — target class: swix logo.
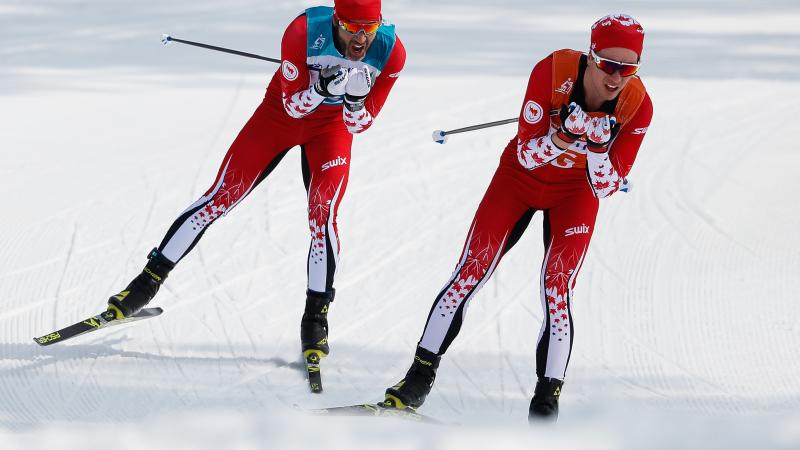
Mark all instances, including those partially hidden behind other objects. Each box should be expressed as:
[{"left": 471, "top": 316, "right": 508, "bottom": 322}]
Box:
[
  {"left": 564, "top": 224, "right": 590, "bottom": 237},
  {"left": 321, "top": 156, "right": 347, "bottom": 172},
  {"left": 555, "top": 78, "right": 574, "bottom": 95},
  {"left": 388, "top": 72, "right": 401, "bottom": 78},
  {"left": 312, "top": 35, "right": 326, "bottom": 50},
  {"left": 631, "top": 127, "right": 648, "bottom": 135}
]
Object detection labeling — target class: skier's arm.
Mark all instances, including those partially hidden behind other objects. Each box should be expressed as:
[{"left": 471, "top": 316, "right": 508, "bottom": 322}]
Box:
[
  {"left": 586, "top": 93, "right": 653, "bottom": 198},
  {"left": 280, "top": 15, "right": 326, "bottom": 119},
  {"left": 343, "top": 36, "right": 406, "bottom": 134},
  {"left": 515, "top": 55, "right": 570, "bottom": 170}
]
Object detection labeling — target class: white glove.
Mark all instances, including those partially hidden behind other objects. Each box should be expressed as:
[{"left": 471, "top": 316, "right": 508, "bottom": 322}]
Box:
[
  {"left": 344, "top": 67, "right": 372, "bottom": 111},
  {"left": 585, "top": 115, "right": 619, "bottom": 152},
  {"left": 314, "top": 65, "right": 349, "bottom": 97},
  {"left": 555, "top": 102, "right": 590, "bottom": 144}
]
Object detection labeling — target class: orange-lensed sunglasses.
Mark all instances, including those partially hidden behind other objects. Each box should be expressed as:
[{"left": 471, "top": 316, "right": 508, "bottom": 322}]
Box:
[
  {"left": 335, "top": 14, "right": 381, "bottom": 36},
  {"left": 590, "top": 50, "right": 640, "bottom": 77}
]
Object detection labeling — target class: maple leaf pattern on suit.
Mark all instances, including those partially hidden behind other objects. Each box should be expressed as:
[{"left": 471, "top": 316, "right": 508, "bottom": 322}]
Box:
[
  {"left": 188, "top": 167, "right": 250, "bottom": 231},
  {"left": 307, "top": 179, "right": 345, "bottom": 267},
  {"left": 517, "top": 134, "right": 567, "bottom": 170},
  {"left": 436, "top": 232, "right": 504, "bottom": 317},
  {"left": 282, "top": 87, "right": 324, "bottom": 119},
  {"left": 543, "top": 243, "right": 585, "bottom": 342},
  {"left": 586, "top": 150, "right": 622, "bottom": 198},
  {"left": 343, "top": 107, "right": 373, "bottom": 134}
]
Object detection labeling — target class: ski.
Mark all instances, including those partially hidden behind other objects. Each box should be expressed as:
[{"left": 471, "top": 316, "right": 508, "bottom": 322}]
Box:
[
  {"left": 303, "top": 349, "right": 324, "bottom": 393},
  {"left": 305, "top": 402, "right": 444, "bottom": 425},
  {"left": 33, "top": 307, "right": 164, "bottom": 346}
]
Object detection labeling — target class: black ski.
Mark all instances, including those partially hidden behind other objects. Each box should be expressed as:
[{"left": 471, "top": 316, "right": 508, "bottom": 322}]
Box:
[
  {"left": 304, "top": 350, "right": 324, "bottom": 393},
  {"left": 33, "top": 307, "right": 164, "bottom": 346},
  {"left": 305, "top": 402, "right": 444, "bottom": 425}
]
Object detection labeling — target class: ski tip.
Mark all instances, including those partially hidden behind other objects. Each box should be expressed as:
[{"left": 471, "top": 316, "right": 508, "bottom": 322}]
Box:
[
  {"left": 137, "top": 307, "right": 164, "bottom": 317},
  {"left": 33, "top": 331, "right": 61, "bottom": 346}
]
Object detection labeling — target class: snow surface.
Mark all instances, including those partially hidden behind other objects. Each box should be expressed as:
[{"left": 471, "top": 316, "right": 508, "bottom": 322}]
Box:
[{"left": 1, "top": 0, "right": 799, "bottom": 449}]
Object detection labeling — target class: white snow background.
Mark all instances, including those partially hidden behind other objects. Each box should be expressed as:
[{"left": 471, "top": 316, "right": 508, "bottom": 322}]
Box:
[{"left": 1, "top": 0, "right": 799, "bottom": 448}]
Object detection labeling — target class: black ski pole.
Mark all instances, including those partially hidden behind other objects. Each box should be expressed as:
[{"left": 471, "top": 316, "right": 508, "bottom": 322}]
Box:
[
  {"left": 431, "top": 118, "right": 517, "bottom": 144},
  {"left": 161, "top": 34, "right": 281, "bottom": 64},
  {"left": 431, "top": 117, "right": 631, "bottom": 192}
]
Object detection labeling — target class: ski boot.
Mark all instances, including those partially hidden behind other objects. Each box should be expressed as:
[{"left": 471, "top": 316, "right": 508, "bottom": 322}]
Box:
[
  {"left": 107, "top": 248, "right": 175, "bottom": 319},
  {"left": 528, "top": 377, "right": 564, "bottom": 423},
  {"left": 383, "top": 346, "right": 441, "bottom": 410},
  {"left": 301, "top": 289, "right": 333, "bottom": 361}
]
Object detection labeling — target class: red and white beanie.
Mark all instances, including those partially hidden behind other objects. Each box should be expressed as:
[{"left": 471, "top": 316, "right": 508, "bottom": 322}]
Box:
[
  {"left": 334, "top": 0, "right": 381, "bottom": 22},
  {"left": 590, "top": 14, "right": 645, "bottom": 59}
]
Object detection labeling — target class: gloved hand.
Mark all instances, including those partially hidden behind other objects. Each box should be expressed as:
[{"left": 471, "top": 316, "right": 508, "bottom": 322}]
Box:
[
  {"left": 314, "top": 65, "right": 349, "bottom": 98},
  {"left": 585, "top": 115, "right": 620, "bottom": 152},
  {"left": 555, "top": 102, "right": 590, "bottom": 144},
  {"left": 344, "top": 67, "right": 372, "bottom": 112}
]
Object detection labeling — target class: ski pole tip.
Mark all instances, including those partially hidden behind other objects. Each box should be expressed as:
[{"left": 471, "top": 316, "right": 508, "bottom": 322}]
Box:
[
  {"left": 432, "top": 130, "right": 448, "bottom": 144},
  {"left": 161, "top": 34, "right": 172, "bottom": 45}
]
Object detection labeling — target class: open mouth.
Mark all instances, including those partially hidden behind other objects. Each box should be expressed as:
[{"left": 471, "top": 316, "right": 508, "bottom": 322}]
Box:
[
  {"left": 349, "top": 42, "right": 366, "bottom": 58},
  {"left": 604, "top": 83, "right": 619, "bottom": 93}
]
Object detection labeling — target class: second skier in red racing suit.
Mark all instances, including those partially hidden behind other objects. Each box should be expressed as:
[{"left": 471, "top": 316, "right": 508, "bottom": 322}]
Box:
[{"left": 384, "top": 14, "right": 653, "bottom": 423}]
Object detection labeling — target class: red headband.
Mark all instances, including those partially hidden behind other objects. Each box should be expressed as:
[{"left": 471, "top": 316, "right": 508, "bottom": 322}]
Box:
[
  {"left": 591, "top": 14, "right": 645, "bottom": 59},
  {"left": 334, "top": 0, "right": 381, "bottom": 22}
]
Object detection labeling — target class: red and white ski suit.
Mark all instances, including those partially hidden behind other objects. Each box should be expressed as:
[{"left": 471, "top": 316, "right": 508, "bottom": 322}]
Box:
[
  {"left": 156, "top": 13, "right": 405, "bottom": 297},
  {"left": 417, "top": 51, "right": 653, "bottom": 381}
]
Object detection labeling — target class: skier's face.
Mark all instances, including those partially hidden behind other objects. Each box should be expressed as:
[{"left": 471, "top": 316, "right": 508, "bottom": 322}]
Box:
[
  {"left": 586, "top": 47, "right": 639, "bottom": 103},
  {"left": 334, "top": 18, "right": 379, "bottom": 61}
]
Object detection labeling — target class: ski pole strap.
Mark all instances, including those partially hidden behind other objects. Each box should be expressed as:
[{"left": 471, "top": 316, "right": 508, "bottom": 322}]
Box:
[{"left": 161, "top": 34, "right": 281, "bottom": 64}]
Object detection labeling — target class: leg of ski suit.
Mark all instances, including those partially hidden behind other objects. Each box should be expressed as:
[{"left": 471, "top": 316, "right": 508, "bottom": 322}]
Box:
[
  {"left": 417, "top": 161, "right": 598, "bottom": 380},
  {"left": 156, "top": 97, "right": 352, "bottom": 296},
  {"left": 300, "top": 129, "right": 352, "bottom": 296},
  {"left": 157, "top": 99, "right": 298, "bottom": 263}
]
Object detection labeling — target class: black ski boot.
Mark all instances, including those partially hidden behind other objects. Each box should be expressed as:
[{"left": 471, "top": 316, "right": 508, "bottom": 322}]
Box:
[
  {"left": 301, "top": 290, "right": 333, "bottom": 360},
  {"left": 383, "top": 346, "right": 441, "bottom": 410},
  {"left": 528, "top": 377, "right": 564, "bottom": 423},
  {"left": 107, "top": 248, "right": 175, "bottom": 319}
]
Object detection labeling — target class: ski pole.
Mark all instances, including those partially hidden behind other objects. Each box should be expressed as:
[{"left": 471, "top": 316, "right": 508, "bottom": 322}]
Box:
[
  {"left": 161, "top": 34, "right": 281, "bottom": 64},
  {"left": 431, "top": 118, "right": 517, "bottom": 144},
  {"left": 431, "top": 118, "right": 632, "bottom": 192}
]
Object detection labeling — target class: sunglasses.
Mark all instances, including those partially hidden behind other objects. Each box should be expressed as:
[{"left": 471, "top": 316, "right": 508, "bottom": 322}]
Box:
[
  {"left": 590, "top": 50, "right": 640, "bottom": 77},
  {"left": 335, "top": 15, "right": 381, "bottom": 36}
]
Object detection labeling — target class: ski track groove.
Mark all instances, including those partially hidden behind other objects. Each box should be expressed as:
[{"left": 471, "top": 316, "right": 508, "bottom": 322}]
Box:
[
  {"left": 192, "top": 75, "right": 246, "bottom": 196},
  {"left": 502, "top": 352, "right": 529, "bottom": 401},
  {"left": 449, "top": 358, "right": 502, "bottom": 411},
  {"left": 496, "top": 320, "right": 506, "bottom": 410}
]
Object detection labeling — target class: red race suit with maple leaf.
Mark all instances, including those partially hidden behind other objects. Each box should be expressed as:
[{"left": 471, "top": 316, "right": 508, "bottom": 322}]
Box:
[
  {"left": 417, "top": 50, "right": 652, "bottom": 381},
  {"left": 156, "top": 6, "right": 405, "bottom": 297}
]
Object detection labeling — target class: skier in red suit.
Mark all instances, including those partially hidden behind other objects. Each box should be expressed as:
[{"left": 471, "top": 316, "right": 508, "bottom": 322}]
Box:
[
  {"left": 105, "top": 0, "right": 405, "bottom": 369},
  {"left": 384, "top": 14, "right": 653, "bottom": 422}
]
